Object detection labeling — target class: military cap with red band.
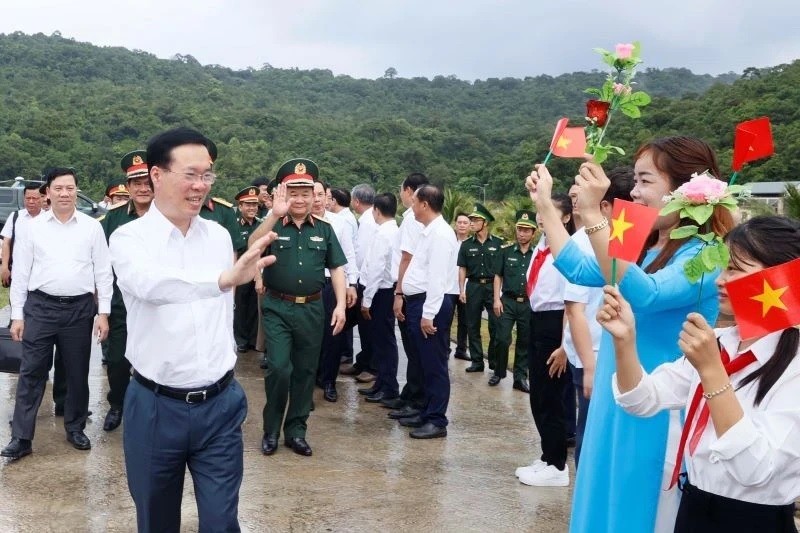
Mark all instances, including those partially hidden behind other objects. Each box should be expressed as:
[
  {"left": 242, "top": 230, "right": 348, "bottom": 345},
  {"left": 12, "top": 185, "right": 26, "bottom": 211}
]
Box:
[
  {"left": 275, "top": 158, "right": 318, "bottom": 187},
  {"left": 120, "top": 150, "right": 149, "bottom": 180}
]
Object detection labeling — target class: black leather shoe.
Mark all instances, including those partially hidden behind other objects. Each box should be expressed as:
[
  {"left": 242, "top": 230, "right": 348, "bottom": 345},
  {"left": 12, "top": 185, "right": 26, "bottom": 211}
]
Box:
[
  {"left": 357, "top": 385, "right": 380, "bottom": 396},
  {"left": 103, "top": 408, "right": 123, "bottom": 432},
  {"left": 398, "top": 415, "right": 425, "bottom": 428},
  {"left": 379, "top": 397, "right": 406, "bottom": 409},
  {"left": 323, "top": 384, "right": 338, "bottom": 403},
  {"left": 284, "top": 437, "right": 313, "bottom": 457},
  {"left": 388, "top": 406, "right": 420, "bottom": 419},
  {"left": 261, "top": 433, "right": 279, "bottom": 455},
  {"left": 366, "top": 392, "right": 395, "bottom": 403},
  {"left": 409, "top": 422, "right": 447, "bottom": 439},
  {"left": 465, "top": 363, "right": 484, "bottom": 373},
  {"left": 1, "top": 437, "right": 32, "bottom": 459},
  {"left": 453, "top": 352, "right": 471, "bottom": 361},
  {"left": 488, "top": 375, "right": 502, "bottom": 386},
  {"left": 513, "top": 380, "right": 531, "bottom": 393},
  {"left": 66, "top": 431, "right": 91, "bottom": 451},
  {"left": 236, "top": 344, "right": 248, "bottom": 353},
  {"left": 259, "top": 356, "right": 268, "bottom": 370}
]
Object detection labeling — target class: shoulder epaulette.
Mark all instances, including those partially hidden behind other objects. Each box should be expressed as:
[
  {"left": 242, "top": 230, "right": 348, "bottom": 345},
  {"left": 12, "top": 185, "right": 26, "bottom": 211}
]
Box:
[
  {"left": 97, "top": 215, "right": 105, "bottom": 222},
  {"left": 312, "top": 214, "right": 331, "bottom": 224},
  {"left": 501, "top": 242, "right": 514, "bottom": 249},
  {"left": 212, "top": 197, "right": 233, "bottom": 208}
]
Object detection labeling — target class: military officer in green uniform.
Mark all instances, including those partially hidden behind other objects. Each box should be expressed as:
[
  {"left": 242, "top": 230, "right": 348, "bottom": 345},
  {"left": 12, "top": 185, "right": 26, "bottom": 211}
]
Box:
[
  {"left": 458, "top": 203, "right": 504, "bottom": 373},
  {"left": 247, "top": 158, "right": 347, "bottom": 458},
  {"left": 200, "top": 191, "right": 247, "bottom": 253},
  {"left": 105, "top": 177, "right": 131, "bottom": 207},
  {"left": 492, "top": 210, "right": 535, "bottom": 392},
  {"left": 97, "top": 150, "right": 154, "bottom": 431},
  {"left": 251, "top": 176, "right": 273, "bottom": 219},
  {"left": 233, "top": 186, "right": 262, "bottom": 352}
]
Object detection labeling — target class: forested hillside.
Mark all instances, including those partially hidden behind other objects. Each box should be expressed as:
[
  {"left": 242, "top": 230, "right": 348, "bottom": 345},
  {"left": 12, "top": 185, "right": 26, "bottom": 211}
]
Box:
[{"left": 0, "top": 31, "right": 794, "bottom": 202}]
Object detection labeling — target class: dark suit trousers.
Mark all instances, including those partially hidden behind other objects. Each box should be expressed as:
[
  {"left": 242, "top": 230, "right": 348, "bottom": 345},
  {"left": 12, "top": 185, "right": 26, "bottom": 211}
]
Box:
[
  {"left": 233, "top": 280, "right": 258, "bottom": 348},
  {"left": 370, "top": 288, "right": 399, "bottom": 397},
  {"left": 319, "top": 280, "right": 345, "bottom": 386},
  {"left": 12, "top": 291, "right": 95, "bottom": 440},
  {"left": 354, "top": 284, "right": 375, "bottom": 373},
  {"left": 398, "top": 299, "right": 425, "bottom": 409}
]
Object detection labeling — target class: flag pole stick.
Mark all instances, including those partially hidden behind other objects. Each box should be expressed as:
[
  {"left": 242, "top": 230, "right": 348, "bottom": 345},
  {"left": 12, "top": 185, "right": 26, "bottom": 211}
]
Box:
[
  {"left": 611, "top": 258, "right": 618, "bottom": 286},
  {"left": 542, "top": 151, "right": 553, "bottom": 166},
  {"left": 729, "top": 171, "right": 739, "bottom": 185}
]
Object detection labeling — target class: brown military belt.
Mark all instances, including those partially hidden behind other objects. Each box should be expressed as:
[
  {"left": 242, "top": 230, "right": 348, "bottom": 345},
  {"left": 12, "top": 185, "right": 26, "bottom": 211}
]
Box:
[
  {"left": 503, "top": 292, "right": 527, "bottom": 303},
  {"left": 471, "top": 277, "right": 493, "bottom": 284},
  {"left": 267, "top": 289, "right": 322, "bottom": 304}
]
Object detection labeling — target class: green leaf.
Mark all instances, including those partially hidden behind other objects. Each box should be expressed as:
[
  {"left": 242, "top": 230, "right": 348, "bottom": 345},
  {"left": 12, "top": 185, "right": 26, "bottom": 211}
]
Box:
[
  {"left": 660, "top": 201, "right": 684, "bottom": 216},
  {"left": 620, "top": 102, "right": 641, "bottom": 118},
  {"left": 684, "top": 257, "right": 704, "bottom": 284},
  {"left": 718, "top": 243, "right": 730, "bottom": 269},
  {"left": 700, "top": 245, "right": 717, "bottom": 271},
  {"left": 697, "top": 232, "right": 716, "bottom": 243},
  {"left": 584, "top": 88, "right": 602, "bottom": 96},
  {"left": 610, "top": 146, "right": 626, "bottom": 155},
  {"left": 632, "top": 41, "right": 642, "bottom": 59},
  {"left": 600, "top": 80, "right": 614, "bottom": 101},
  {"left": 684, "top": 204, "right": 714, "bottom": 224},
  {"left": 591, "top": 145, "right": 610, "bottom": 164},
  {"left": 670, "top": 225, "right": 699, "bottom": 239},
  {"left": 628, "top": 91, "right": 651, "bottom": 106}
]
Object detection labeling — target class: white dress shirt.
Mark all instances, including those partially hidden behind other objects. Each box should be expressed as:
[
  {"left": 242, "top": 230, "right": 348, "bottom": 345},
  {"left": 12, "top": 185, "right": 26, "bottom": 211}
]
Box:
[
  {"left": 10, "top": 209, "right": 113, "bottom": 320},
  {"left": 562, "top": 228, "right": 603, "bottom": 368},
  {"left": 360, "top": 219, "right": 399, "bottom": 308},
  {"left": 527, "top": 235, "right": 566, "bottom": 312},
  {"left": 614, "top": 326, "right": 800, "bottom": 505},
  {"left": 109, "top": 202, "right": 236, "bottom": 388},
  {"left": 1, "top": 208, "right": 34, "bottom": 240},
  {"left": 398, "top": 208, "right": 423, "bottom": 255},
  {"left": 325, "top": 210, "right": 358, "bottom": 285},
  {"left": 402, "top": 214, "right": 459, "bottom": 319},
  {"left": 355, "top": 206, "right": 378, "bottom": 271}
]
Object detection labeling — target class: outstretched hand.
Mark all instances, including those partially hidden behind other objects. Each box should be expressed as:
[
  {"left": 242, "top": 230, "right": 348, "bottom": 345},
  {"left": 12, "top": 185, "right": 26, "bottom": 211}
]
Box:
[
  {"left": 270, "top": 183, "right": 289, "bottom": 218},
  {"left": 575, "top": 160, "right": 611, "bottom": 215},
  {"left": 219, "top": 233, "right": 277, "bottom": 290}
]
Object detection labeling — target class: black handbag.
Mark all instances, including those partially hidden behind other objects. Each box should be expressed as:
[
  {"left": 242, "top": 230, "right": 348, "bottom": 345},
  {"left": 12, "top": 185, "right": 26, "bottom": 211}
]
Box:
[{"left": 0, "top": 326, "right": 22, "bottom": 374}]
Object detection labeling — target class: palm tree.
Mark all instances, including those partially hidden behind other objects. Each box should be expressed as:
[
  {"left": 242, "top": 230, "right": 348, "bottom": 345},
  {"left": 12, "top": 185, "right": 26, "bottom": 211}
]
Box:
[
  {"left": 442, "top": 188, "right": 475, "bottom": 223},
  {"left": 492, "top": 195, "right": 534, "bottom": 241},
  {"left": 784, "top": 184, "right": 800, "bottom": 219}
]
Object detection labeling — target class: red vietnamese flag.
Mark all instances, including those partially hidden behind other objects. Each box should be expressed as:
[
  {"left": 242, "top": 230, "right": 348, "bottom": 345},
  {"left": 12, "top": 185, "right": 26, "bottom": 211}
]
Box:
[
  {"left": 551, "top": 124, "right": 587, "bottom": 158},
  {"left": 606, "top": 199, "right": 659, "bottom": 262},
  {"left": 725, "top": 257, "right": 800, "bottom": 340},
  {"left": 732, "top": 117, "right": 774, "bottom": 171}
]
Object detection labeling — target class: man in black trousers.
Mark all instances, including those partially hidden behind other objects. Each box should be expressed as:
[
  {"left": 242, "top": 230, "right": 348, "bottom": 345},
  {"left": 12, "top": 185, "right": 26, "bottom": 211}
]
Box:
[{"left": 2, "top": 167, "right": 113, "bottom": 459}]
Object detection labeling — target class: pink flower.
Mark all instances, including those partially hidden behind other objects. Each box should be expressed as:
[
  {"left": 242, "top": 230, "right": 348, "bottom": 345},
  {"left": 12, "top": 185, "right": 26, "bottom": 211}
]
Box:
[
  {"left": 676, "top": 172, "right": 728, "bottom": 204},
  {"left": 613, "top": 82, "right": 631, "bottom": 95},
  {"left": 615, "top": 43, "right": 634, "bottom": 59}
]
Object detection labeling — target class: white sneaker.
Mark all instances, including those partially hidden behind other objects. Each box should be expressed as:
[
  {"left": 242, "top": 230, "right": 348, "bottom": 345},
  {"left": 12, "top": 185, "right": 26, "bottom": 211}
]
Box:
[
  {"left": 518, "top": 463, "right": 569, "bottom": 487},
  {"left": 514, "top": 459, "right": 546, "bottom": 478}
]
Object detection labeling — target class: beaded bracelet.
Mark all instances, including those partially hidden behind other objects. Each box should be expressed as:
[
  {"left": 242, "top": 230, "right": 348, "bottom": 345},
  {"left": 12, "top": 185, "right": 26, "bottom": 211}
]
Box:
[
  {"left": 585, "top": 217, "right": 610, "bottom": 235},
  {"left": 703, "top": 382, "right": 732, "bottom": 400}
]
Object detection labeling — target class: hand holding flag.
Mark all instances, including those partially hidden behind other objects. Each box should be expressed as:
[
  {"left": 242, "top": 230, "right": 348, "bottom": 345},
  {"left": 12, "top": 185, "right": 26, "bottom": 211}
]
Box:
[{"left": 607, "top": 199, "right": 660, "bottom": 262}]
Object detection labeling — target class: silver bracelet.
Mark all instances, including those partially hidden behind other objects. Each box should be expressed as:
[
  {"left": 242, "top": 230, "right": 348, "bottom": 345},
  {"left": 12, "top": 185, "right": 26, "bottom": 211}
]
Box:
[
  {"left": 703, "top": 381, "right": 732, "bottom": 400},
  {"left": 584, "top": 217, "right": 609, "bottom": 235}
]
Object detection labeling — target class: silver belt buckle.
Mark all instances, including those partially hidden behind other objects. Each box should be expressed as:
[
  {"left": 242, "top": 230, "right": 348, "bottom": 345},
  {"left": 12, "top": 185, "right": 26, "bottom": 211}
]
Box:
[{"left": 185, "top": 390, "right": 207, "bottom": 404}]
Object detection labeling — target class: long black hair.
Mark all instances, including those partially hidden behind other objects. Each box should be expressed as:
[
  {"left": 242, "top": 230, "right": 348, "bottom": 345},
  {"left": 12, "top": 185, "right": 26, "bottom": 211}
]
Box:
[{"left": 726, "top": 216, "right": 800, "bottom": 405}]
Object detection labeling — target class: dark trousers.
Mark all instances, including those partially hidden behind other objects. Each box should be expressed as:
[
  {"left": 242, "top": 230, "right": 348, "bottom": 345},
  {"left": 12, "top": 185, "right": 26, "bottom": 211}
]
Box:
[
  {"left": 12, "top": 291, "right": 95, "bottom": 440},
  {"left": 123, "top": 378, "right": 247, "bottom": 533},
  {"left": 52, "top": 348, "right": 67, "bottom": 406},
  {"left": 494, "top": 296, "right": 530, "bottom": 381},
  {"left": 354, "top": 284, "right": 375, "bottom": 373},
  {"left": 105, "top": 304, "right": 131, "bottom": 409},
  {"left": 563, "top": 363, "right": 577, "bottom": 436},
  {"left": 569, "top": 363, "right": 590, "bottom": 469},
  {"left": 398, "top": 299, "right": 425, "bottom": 409},
  {"left": 319, "top": 281, "right": 345, "bottom": 386},
  {"left": 465, "top": 282, "right": 500, "bottom": 367},
  {"left": 233, "top": 280, "right": 258, "bottom": 348},
  {"left": 454, "top": 299, "right": 467, "bottom": 357},
  {"left": 370, "top": 288, "right": 399, "bottom": 397},
  {"left": 405, "top": 293, "right": 456, "bottom": 427},
  {"left": 528, "top": 309, "right": 568, "bottom": 470},
  {"left": 674, "top": 480, "right": 797, "bottom": 533}
]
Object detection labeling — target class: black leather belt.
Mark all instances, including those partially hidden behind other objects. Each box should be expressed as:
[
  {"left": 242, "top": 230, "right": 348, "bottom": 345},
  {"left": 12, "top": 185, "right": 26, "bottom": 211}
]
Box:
[
  {"left": 32, "top": 289, "right": 92, "bottom": 304},
  {"left": 267, "top": 289, "right": 321, "bottom": 304},
  {"left": 471, "top": 277, "right": 493, "bottom": 284},
  {"left": 504, "top": 292, "right": 527, "bottom": 303},
  {"left": 405, "top": 293, "right": 426, "bottom": 302},
  {"left": 133, "top": 370, "right": 234, "bottom": 404}
]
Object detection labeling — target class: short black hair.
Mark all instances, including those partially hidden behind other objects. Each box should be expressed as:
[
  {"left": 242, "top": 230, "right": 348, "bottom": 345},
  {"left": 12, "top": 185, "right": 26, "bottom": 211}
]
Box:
[
  {"left": 146, "top": 127, "right": 218, "bottom": 171},
  {"left": 331, "top": 188, "right": 351, "bottom": 208},
  {"left": 373, "top": 193, "right": 397, "bottom": 218},
  {"left": 251, "top": 176, "right": 270, "bottom": 187},
  {"left": 44, "top": 167, "right": 78, "bottom": 187},
  {"left": 23, "top": 183, "right": 42, "bottom": 193},
  {"left": 455, "top": 211, "right": 470, "bottom": 220},
  {"left": 401, "top": 172, "right": 429, "bottom": 192},
  {"left": 316, "top": 180, "right": 329, "bottom": 192},
  {"left": 603, "top": 166, "right": 635, "bottom": 203},
  {"left": 415, "top": 185, "right": 444, "bottom": 213}
]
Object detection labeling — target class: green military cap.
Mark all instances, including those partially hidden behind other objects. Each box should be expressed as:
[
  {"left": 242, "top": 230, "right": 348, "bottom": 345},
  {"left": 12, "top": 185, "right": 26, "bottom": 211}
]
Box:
[
  {"left": 105, "top": 176, "right": 130, "bottom": 197},
  {"left": 469, "top": 202, "right": 495, "bottom": 222},
  {"left": 120, "top": 150, "right": 148, "bottom": 180},
  {"left": 275, "top": 158, "right": 318, "bottom": 187},
  {"left": 236, "top": 186, "right": 260, "bottom": 203},
  {"left": 515, "top": 210, "right": 537, "bottom": 228}
]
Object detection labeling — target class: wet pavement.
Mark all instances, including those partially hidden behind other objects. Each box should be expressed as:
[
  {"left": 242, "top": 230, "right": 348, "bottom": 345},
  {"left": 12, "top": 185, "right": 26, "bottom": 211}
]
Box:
[{"left": 0, "top": 310, "right": 572, "bottom": 532}]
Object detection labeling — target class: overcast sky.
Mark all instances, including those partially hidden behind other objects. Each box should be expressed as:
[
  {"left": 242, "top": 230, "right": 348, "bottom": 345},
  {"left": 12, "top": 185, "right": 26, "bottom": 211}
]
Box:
[{"left": 2, "top": 0, "right": 798, "bottom": 80}]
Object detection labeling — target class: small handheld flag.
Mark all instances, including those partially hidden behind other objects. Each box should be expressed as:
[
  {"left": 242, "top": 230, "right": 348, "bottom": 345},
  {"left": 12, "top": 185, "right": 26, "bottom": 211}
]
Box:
[
  {"left": 607, "top": 199, "right": 660, "bottom": 262},
  {"left": 732, "top": 117, "right": 774, "bottom": 172}
]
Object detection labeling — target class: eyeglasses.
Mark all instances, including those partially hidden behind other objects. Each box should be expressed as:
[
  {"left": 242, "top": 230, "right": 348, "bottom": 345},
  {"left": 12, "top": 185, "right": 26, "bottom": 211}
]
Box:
[{"left": 162, "top": 167, "right": 217, "bottom": 185}]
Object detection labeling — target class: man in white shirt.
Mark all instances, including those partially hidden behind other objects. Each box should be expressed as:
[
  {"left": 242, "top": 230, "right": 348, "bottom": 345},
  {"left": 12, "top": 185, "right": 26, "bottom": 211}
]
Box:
[
  {"left": 359, "top": 193, "right": 401, "bottom": 402},
  {"left": 1, "top": 183, "right": 44, "bottom": 288},
  {"left": 397, "top": 185, "right": 459, "bottom": 439},
  {"left": 108, "top": 128, "right": 276, "bottom": 531},
  {"left": 2, "top": 168, "right": 113, "bottom": 460}
]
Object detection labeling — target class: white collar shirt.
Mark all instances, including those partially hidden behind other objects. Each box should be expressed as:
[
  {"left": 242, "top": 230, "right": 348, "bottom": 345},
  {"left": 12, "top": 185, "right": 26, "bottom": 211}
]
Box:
[
  {"left": 614, "top": 326, "right": 800, "bottom": 505},
  {"left": 1, "top": 208, "right": 35, "bottom": 240},
  {"left": 324, "top": 210, "right": 358, "bottom": 284},
  {"left": 355, "top": 207, "right": 378, "bottom": 271},
  {"left": 109, "top": 202, "right": 236, "bottom": 388},
  {"left": 10, "top": 209, "right": 113, "bottom": 320},
  {"left": 360, "top": 219, "right": 399, "bottom": 307},
  {"left": 398, "top": 208, "right": 423, "bottom": 255},
  {"left": 527, "top": 235, "right": 566, "bottom": 312},
  {"left": 562, "top": 228, "right": 604, "bottom": 367},
  {"left": 402, "top": 215, "right": 459, "bottom": 319}
]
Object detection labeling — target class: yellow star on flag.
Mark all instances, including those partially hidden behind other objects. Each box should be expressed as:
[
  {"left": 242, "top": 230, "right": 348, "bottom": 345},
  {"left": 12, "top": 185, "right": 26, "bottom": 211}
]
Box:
[
  {"left": 556, "top": 135, "right": 571, "bottom": 149},
  {"left": 609, "top": 208, "right": 635, "bottom": 244},
  {"left": 750, "top": 279, "right": 788, "bottom": 317}
]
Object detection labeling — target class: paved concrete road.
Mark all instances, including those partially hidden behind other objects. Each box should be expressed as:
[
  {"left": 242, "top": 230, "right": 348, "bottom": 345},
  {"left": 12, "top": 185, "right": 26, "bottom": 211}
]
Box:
[{"left": 0, "top": 313, "right": 572, "bottom": 532}]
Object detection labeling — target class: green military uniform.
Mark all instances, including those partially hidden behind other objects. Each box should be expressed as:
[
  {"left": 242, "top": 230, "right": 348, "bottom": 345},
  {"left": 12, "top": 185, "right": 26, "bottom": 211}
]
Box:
[
  {"left": 261, "top": 159, "right": 346, "bottom": 441},
  {"left": 252, "top": 176, "right": 272, "bottom": 219},
  {"left": 458, "top": 203, "right": 503, "bottom": 371},
  {"left": 493, "top": 211, "right": 536, "bottom": 384},
  {"left": 97, "top": 150, "right": 151, "bottom": 421},
  {"left": 233, "top": 186, "right": 262, "bottom": 350},
  {"left": 200, "top": 196, "right": 247, "bottom": 252}
]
